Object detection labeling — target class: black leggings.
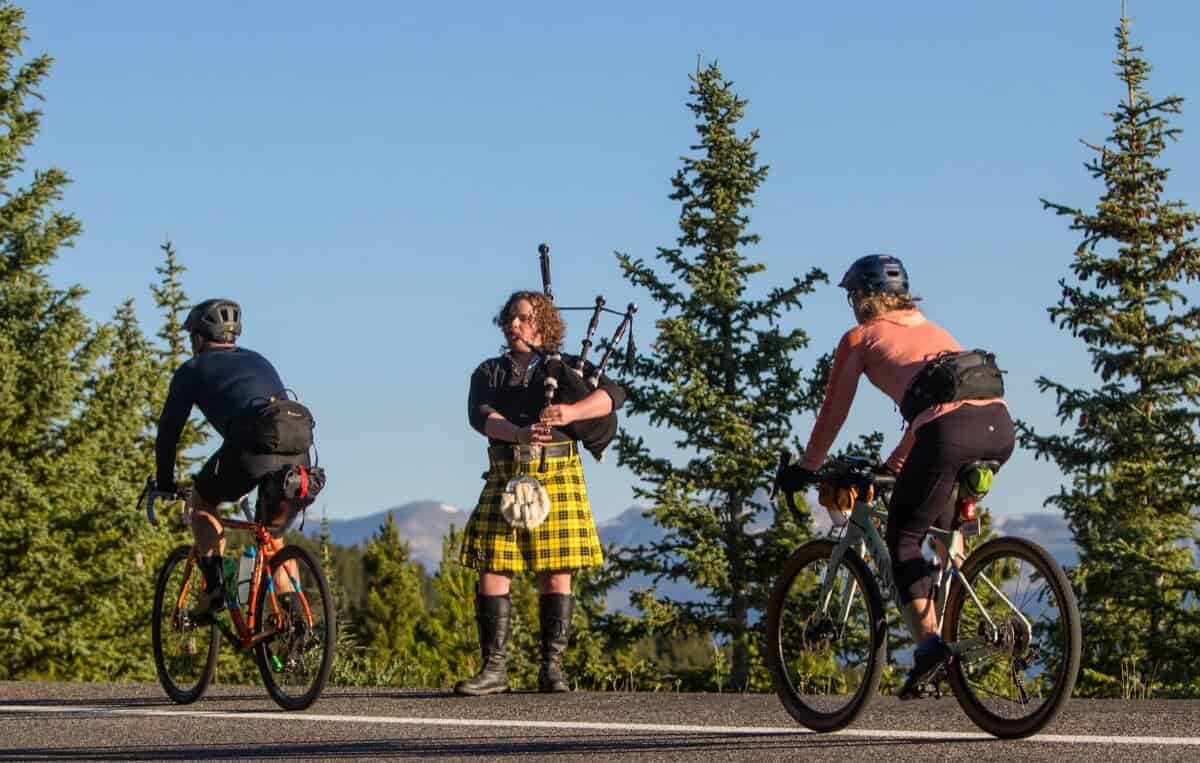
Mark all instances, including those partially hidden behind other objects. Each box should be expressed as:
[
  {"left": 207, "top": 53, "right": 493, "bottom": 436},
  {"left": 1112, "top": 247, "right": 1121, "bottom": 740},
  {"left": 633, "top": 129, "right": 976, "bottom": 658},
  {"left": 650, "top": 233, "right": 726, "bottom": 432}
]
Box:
[{"left": 887, "top": 403, "right": 1014, "bottom": 604}]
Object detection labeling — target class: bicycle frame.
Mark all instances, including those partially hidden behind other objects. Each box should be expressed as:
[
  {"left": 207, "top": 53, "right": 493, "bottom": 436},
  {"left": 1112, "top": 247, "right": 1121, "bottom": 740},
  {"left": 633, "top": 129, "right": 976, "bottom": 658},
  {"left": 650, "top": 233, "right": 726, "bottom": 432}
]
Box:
[
  {"left": 817, "top": 496, "right": 1031, "bottom": 661},
  {"left": 148, "top": 489, "right": 314, "bottom": 652}
]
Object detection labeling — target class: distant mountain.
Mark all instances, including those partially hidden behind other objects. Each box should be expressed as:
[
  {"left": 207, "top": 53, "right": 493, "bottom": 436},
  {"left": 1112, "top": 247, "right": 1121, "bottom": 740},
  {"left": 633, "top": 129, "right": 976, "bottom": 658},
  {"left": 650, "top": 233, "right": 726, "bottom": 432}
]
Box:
[
  {"left": 595, "top": 504, "right": 1079, "bottom": 612},
  {"left": 595, "top": 507, "right": 697, "bottom": 610},
  {"left": 319, "top": 501, "right": 464, "bottom": 570},
  {"left": 318, "top": 501, "right": 1079, "bottom": 613},
  {"left": 991, "top": 512, "right": 1078, "bottom": 567}
]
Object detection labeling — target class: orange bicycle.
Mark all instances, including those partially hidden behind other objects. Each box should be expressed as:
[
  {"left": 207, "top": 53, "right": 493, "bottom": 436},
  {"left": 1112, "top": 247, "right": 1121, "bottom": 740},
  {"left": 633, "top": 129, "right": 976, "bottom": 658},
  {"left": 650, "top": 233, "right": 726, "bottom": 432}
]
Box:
[{"left": 141, "top": 473, "right": 336, "bottom": 710}]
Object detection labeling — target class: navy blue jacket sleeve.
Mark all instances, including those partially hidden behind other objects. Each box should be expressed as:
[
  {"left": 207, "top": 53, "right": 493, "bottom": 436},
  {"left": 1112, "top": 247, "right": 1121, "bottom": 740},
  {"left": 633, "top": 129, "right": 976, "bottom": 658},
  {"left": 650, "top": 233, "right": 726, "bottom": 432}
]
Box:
[{"left": 155, "top": 368, "right": 195, "bottom": 489}]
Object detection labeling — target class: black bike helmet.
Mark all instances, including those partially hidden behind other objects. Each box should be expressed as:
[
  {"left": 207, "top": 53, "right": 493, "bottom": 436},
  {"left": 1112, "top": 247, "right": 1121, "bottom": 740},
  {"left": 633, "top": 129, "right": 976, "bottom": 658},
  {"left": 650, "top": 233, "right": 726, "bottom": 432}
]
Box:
[
  {"left": 183, "top": 299, "right": 242, "bottom": 343},
  {"left": 838, "top": 254, "right": 909, "bottom": 296}
]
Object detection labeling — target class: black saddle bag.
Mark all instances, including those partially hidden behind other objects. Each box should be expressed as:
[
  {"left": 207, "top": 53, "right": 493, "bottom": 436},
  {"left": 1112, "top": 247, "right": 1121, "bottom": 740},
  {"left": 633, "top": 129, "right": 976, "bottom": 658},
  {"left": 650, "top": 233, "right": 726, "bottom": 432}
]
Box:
[
  {"left": 900, "top": 349, "right": 1005, "bottom": 423},
  {"left": 231, "top": 394, "right": 315, "bottom": 455},
  {"left": 259, "top": 464, "right": 327, "bottom": 533}
]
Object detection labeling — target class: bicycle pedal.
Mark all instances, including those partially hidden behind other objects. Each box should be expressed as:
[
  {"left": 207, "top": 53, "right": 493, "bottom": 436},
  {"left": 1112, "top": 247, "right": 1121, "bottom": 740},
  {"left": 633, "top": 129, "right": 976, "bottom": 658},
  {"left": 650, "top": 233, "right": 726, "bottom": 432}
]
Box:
[{"left": 901, "top": 682, "right": 942, "bottom": 700}]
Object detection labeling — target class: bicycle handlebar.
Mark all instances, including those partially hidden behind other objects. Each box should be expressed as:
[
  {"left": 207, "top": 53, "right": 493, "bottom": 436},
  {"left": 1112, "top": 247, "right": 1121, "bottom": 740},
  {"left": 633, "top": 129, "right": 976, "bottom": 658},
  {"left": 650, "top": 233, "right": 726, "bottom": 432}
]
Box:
[
  {"left": 815, "top": 455, "right": 897, "bottom": 490},
  {"left": 771, "top": 452, "right": 896, "bottom": 519},
  {"left": 139, "top": 477, "right": 256, "bottom": 527},
  {"left": 140, "top": 477, "right": 183, "bottom": 527}
]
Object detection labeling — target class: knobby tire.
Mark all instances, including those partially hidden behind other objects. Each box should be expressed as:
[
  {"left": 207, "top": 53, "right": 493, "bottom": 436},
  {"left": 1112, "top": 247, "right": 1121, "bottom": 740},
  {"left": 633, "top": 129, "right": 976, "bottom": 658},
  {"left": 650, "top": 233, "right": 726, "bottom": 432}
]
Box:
[
  {"left": 252, "top": 544, "right": 336, "bottom": 711},
  {"left": 767, "top": 538, "right": 887, "bottom": 732},
  {"left": 151, "top": 545, "right": 220, "bottom": 704}
]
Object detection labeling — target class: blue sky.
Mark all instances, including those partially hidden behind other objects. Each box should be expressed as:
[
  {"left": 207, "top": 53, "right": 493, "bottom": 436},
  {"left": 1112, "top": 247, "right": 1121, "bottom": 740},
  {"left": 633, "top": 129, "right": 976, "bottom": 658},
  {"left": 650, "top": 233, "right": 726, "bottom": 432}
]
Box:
[{"left": 23, "top": 1, "right": 1200, "bottom": 523}]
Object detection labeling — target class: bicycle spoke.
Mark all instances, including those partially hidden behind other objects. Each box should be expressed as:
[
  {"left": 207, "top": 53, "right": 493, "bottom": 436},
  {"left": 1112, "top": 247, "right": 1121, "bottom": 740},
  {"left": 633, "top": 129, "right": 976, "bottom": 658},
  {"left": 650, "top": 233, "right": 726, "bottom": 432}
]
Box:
[
  {"left": 944, "top": 538, "right": 1080, "bottom": 738},
  {"left": 769, "top": 540, "right": 885, "bottom": 731},
  {"left": 966, "top": 677, "right": 1033, "bottom": 706},
  {"left": 152, "top": 546, "right": 219, "bottom": 704},
  {"left": 254, "top": 545, "right": 335, "bottom": 710}
]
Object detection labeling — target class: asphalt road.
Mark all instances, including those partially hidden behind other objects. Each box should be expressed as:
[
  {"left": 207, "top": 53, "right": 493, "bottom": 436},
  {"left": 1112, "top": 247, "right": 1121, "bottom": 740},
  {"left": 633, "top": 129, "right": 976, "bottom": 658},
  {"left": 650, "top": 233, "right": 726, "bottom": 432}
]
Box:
[{"left": 1, "top": 681, "right": 1198, "bottom": 762}]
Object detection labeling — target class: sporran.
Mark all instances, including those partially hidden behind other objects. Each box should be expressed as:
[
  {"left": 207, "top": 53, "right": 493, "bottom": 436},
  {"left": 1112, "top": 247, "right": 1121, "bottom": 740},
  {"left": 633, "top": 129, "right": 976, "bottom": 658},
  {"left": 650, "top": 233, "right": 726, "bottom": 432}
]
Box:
[{"left": 499, "top": 475, "right": 551, "bottom": 530}]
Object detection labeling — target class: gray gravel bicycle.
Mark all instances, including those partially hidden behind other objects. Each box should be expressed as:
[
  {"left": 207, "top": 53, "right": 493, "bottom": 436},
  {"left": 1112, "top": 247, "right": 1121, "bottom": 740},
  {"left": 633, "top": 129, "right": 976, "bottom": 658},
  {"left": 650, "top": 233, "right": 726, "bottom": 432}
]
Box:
[{"left": 766, "top": 455, "right": 1081, "bottom": 739}]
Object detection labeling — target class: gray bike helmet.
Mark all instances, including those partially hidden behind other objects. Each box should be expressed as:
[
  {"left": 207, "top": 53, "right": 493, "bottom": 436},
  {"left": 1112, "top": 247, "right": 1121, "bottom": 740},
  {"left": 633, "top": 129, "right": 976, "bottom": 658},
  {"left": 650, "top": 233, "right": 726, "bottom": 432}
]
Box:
[
  {"left": 183, "top": 299, "right": 242, "bottom": 343},
  {"left": 838, "top": 254, "right": 909, "bottom": 296}
]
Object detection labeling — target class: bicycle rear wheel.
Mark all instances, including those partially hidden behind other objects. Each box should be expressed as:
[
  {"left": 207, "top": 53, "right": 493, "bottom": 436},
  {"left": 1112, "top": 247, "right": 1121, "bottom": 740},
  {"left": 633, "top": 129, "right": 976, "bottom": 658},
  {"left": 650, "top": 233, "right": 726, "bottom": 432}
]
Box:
[
  {"left": 943, "top": 537, "right": 1081, "bottom": 739},
  {"left": 253, "top": 544, "right": 336, "bottom": 710},
  {"left": 766, "top": 539, "right": 887, "bottom": 732},
  {"left": 152, "top": 545, "right": 220, "bottom": 704}
]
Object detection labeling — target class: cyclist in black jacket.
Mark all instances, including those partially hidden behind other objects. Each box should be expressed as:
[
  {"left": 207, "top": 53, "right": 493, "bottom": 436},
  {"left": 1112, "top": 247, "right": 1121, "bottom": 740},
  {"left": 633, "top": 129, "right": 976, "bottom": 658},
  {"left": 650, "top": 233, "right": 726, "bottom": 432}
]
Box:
[{"left": 155, "top": 299, "right": 310, "bottom": 621}]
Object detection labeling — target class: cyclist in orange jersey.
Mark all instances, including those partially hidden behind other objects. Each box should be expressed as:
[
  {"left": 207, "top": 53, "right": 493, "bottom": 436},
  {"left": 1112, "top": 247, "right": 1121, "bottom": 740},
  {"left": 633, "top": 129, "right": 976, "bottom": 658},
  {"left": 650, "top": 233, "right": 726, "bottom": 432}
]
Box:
[{"left": 779, "top": 255, "right": 1014, "bottom": 698}]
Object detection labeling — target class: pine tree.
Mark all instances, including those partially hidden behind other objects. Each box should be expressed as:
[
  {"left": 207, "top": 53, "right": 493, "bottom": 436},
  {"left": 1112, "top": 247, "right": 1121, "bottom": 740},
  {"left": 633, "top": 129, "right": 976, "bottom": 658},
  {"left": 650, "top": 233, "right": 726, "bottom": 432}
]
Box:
[
  {"left": 419, "top": 526, "right": 479, "bottom": 687},
  {"left": 53, "top": 300, "right": 170, "bottom": 678},
  {"left": 611, "top": 62, "right": 826, "bottom": 690},
  {"left": 150, "top": 239, "right": 208, "bottom": 479},
  {"left": 1020, "top": 15, "right": 1200, "bottom": 697},
  {"left": 0, "top": 2, "right": 90, "bottom": 678},
  {"left": 358, "top": 513, "right": 430, "bottom": 683}
]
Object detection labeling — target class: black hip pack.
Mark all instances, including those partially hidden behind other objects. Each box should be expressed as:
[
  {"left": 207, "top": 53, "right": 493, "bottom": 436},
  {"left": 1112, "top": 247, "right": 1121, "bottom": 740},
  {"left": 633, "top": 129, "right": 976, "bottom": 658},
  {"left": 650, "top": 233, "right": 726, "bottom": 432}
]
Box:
[
  {"left": 900, "top": 349, "right": 1005, "bottom": 423},
  {"left": 231, "top": 392, "right": 315, "bottom": 455}
]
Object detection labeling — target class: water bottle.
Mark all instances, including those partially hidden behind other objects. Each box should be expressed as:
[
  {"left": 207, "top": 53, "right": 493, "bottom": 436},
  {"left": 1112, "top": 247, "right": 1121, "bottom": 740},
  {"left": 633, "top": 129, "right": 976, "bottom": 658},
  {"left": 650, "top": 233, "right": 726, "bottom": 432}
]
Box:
[
  {"left": 237, "top": 546, "right": 257, "bottom": 608},
  {"left": 222, "top": 557, "right": 240, "bottom": 610}
]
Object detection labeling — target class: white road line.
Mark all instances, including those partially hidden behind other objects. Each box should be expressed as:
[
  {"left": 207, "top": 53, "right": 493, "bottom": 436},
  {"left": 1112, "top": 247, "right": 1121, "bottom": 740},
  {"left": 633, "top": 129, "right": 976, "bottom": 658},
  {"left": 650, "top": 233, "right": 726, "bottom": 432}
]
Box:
[{"left": 1, "top": 704, "right": 1198, "bottom": 746}]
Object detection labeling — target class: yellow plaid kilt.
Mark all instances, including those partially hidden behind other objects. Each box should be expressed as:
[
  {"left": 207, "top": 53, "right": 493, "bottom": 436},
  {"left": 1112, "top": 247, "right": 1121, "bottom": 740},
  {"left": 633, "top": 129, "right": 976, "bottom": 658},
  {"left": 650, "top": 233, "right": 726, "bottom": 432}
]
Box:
[{"left": 459, "top": 450, "right": 604, "bottom": 572}]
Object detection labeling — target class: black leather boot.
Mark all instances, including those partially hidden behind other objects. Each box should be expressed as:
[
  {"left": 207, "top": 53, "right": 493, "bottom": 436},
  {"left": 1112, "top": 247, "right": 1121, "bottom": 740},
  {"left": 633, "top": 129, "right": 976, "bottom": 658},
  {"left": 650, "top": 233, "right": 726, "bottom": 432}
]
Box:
[
  {"left": 538, "top": 593, "right": 573, "bottom": 693},
  {"left": 453, "top": 594, "right": 511, "bottom": 696}
]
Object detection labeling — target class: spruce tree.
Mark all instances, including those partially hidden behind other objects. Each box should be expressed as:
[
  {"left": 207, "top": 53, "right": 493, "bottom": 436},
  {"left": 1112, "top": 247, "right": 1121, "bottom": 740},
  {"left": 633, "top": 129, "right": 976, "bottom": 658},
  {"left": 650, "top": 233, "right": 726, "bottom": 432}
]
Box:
[
  {"left": 150, "top": 239, "right": 208, "bottom": 479},
  {"left": 1020, "top": 15, "right": 1200, "bottom": 697},
  {"left": 0, "top": 2, "right": 90, "bottom": 678},
  {"left": 53, "top": 300, "right": 169, "bottom": 678},
  {"left": 420, "top": 526, "right": 479, "bottom": 686},
  {"left": 359, "top": 513, "right": 430, "bottom": 683},
  {"left": 611, "top": 62, "right": 826, "bottom": 690}
]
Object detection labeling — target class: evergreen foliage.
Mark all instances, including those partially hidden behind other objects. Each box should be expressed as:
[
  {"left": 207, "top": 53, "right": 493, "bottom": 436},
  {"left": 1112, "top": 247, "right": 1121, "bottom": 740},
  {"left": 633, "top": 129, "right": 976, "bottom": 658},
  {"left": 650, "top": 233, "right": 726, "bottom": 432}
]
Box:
[
  {"left": 610, "top": 62, "right": 826, "bottom": 690},
  {"left": 417, "top": 526, "right": 479, "bottom": 685},
  {"left": 150, "top": 239, "right": 208, "bottom": 476},
  {"left": 1019, "top": 15, "right": 1200, "bottom": 697},
  {"left": 358, "top": 513, "right": 429, "bottom": 682},
  {"left": 0, "top": 2, "right": 142, "bottom": 679}
]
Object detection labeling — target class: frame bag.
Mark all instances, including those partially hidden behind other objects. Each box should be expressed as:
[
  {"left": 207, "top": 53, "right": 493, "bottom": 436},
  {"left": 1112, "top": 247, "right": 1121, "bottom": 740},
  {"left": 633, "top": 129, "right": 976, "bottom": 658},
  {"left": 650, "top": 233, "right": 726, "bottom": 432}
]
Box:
[{"left": 900, "top": 349, "right": 1005, "bottom": 423}]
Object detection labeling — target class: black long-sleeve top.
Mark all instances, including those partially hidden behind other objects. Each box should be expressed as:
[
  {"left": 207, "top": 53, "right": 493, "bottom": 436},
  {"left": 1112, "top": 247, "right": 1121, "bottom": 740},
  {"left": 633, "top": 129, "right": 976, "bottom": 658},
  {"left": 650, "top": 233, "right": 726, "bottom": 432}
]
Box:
[
  {"left": 156, "top": 347, "right": 286, "bottom": 487},
  {"left": 467, "top": 352, "right": 625, "bottom": 445}
]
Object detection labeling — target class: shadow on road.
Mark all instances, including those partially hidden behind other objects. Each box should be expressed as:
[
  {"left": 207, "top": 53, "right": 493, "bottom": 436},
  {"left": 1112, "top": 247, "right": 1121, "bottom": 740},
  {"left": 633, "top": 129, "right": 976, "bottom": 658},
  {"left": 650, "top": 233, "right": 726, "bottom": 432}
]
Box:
[
  {"left": 0, "top": 732, "right": 996, "bottom": 760},
  {"left": 0, "top": 694, "right": 264, "bottom": 709},
  {"left": 0, "top": 689, "right": 455, "bottom": 710}
]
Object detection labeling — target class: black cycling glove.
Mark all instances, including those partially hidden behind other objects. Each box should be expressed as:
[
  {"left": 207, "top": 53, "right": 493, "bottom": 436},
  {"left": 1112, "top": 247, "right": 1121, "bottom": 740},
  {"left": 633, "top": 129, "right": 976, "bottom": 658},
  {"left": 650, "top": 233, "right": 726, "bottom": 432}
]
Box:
[{"left": 777, "top": 463, "right": 819, "bottom": 494}]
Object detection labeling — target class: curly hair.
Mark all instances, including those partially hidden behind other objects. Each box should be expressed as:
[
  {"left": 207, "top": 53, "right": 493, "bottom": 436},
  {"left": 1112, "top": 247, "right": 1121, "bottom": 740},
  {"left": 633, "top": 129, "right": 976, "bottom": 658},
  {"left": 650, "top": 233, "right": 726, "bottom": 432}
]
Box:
[
  {"left": 494, "top": 290, "right": 565, "bottom": 352},
  {"left": 851, "top": 291, "right": 923, "bottom": 324}
]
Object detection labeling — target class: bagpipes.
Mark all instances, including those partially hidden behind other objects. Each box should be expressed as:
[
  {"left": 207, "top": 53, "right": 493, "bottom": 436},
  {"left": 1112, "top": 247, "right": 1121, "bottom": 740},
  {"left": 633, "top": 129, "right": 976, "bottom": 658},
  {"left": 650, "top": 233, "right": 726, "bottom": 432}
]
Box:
[{"left": 533, "top": 242, "right": 636, "bottom": 462}]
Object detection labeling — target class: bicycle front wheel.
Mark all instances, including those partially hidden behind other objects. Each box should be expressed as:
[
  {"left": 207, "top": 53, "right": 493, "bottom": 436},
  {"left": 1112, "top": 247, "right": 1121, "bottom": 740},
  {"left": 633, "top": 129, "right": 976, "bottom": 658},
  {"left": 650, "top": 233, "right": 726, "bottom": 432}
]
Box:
[
  {"left": 152, "top": 545, "right": 220, "bottom": 704},
  {"left": 252, "top": 544, "right": 336, "bottom": 710},
  {"left": 766, "top": 538, "right": 887, "bottom": 732},
  {"left": 943, "top": 537, "right": 1081, "bottom": 739}
]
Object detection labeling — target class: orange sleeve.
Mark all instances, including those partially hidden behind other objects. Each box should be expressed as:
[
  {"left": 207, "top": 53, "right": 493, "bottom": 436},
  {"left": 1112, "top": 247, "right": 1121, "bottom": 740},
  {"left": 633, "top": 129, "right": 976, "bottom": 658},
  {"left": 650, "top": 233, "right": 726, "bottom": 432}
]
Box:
[{"left": 801, "top": 328, "right": 866, "bottom": 470}]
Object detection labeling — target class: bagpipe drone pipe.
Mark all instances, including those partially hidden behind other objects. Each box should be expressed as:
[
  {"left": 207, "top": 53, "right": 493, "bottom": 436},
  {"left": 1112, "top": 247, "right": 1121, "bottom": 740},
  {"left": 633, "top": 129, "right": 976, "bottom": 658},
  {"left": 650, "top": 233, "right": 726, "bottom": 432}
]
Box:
[{"left": 533, "top": 243, "right": 636, "bottom": 462}]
